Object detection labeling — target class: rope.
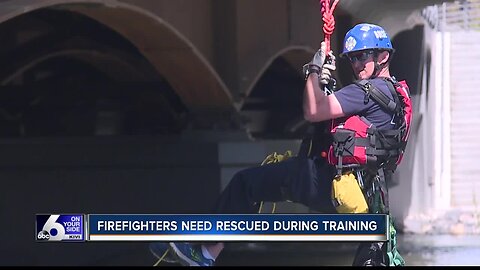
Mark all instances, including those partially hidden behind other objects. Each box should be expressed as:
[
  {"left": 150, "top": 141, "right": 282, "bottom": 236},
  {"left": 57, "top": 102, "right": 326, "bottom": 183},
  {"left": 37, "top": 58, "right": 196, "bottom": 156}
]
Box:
[
  {"left": 319, "top": 0, "right": 339, "bottom": 127},
  {"left": 319, "top": 0, "right": 339, "bottom": 53},
  {"left": 153, "top": 248, "right": 171, "bottom": 266}
]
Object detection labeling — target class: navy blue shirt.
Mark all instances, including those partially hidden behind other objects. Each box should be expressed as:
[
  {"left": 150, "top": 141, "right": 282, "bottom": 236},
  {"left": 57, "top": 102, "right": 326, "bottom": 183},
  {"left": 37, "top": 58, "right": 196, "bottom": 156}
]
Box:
[{"left": 333, "top": 78, "right": 395, "bottom": 130}]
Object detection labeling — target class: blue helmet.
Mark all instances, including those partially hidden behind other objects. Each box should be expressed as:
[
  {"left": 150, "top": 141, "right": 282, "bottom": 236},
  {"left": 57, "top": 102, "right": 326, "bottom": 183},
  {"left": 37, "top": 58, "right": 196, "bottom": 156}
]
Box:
[{"left": 340, "top": 23, "right": 394, "bottom": 57}]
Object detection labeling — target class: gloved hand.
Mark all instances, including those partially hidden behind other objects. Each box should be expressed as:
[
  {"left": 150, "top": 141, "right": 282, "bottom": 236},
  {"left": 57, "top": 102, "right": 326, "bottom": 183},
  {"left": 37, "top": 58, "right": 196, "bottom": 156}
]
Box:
[
  {"left": 319, "top": 52, "right": 336, "bottom": 86},
  {"left": 302, "top": 41, "right": 328, "bottom": 80},
  {"left": 311, "top": 41, "right": 328, "bottom": 68}
]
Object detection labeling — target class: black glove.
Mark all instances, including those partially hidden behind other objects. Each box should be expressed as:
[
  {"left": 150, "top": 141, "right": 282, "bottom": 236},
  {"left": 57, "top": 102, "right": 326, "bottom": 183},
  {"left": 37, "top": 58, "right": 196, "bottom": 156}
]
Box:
[{"left": 303, "top": 41, "right": 327, "bottom": 80}]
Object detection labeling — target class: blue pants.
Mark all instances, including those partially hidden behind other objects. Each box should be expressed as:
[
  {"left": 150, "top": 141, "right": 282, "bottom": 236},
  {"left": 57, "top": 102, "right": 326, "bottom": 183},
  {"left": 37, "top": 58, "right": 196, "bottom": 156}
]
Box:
[{"left": 213, "top": 156, "right": 337, "bottom": 214}]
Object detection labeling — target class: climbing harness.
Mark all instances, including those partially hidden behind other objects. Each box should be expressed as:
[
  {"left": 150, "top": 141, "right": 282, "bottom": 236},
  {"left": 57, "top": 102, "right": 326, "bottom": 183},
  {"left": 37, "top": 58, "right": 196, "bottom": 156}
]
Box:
[{"left": 328, "top": 78, "right": 412, "bottom": 174}]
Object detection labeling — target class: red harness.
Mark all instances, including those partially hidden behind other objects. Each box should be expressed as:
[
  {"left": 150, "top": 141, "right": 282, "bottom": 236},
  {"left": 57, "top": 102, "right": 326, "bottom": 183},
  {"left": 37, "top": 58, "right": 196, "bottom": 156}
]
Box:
[{"left": 328, "top": 78, "right": 412, "bottom": 173}]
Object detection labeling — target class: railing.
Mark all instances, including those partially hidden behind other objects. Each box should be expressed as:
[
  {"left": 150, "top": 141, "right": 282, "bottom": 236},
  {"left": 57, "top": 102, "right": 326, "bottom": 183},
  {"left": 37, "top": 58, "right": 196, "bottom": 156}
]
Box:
[{"left": 422, "top": 0, "right": 480, "bottom": 31}]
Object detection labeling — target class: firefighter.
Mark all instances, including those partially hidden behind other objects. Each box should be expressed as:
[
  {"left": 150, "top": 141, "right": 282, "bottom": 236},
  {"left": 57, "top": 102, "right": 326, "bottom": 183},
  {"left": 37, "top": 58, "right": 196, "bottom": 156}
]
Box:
[
  {"left": 149, "top": 23, "right": 411, "bottom": 267},
  {"left": 303, "top": 22, "right": 411, "bottom": 266}
]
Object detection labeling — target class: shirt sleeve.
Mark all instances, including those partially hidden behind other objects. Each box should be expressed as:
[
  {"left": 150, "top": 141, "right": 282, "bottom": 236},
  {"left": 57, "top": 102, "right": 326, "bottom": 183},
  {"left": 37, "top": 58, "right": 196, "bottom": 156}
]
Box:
[{"left": 333, "top": 83, "right": 371, "bottom": 117}]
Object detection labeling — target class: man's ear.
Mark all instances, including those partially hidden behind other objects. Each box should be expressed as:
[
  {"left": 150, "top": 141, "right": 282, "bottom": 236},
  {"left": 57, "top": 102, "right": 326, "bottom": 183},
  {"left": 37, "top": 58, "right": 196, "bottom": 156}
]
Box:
[{"left": 378, "top": 51, "right": 390, "bottom": 65}]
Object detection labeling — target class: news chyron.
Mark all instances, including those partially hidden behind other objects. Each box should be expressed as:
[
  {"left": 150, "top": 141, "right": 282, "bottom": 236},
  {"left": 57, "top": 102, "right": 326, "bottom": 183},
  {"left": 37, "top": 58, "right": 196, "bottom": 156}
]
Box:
[{"left": 36, "top": 214, "right": 85, "bottom": 242}]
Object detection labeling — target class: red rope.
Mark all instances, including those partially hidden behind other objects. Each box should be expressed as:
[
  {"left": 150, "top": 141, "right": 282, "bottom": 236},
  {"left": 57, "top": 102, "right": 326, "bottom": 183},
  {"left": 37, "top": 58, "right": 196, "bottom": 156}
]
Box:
[{"left": 320, "top": 0, "right": 339, "bottom": 53}]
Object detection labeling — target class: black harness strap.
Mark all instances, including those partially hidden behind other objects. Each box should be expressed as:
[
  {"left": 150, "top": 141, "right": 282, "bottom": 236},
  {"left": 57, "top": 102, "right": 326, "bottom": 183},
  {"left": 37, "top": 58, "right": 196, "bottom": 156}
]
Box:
[{"left": 355, "top": 79, "right": 400, "bottom": 114}]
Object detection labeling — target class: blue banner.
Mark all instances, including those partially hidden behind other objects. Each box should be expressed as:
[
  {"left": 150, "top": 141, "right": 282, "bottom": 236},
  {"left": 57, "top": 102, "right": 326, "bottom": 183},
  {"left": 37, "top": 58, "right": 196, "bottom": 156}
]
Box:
[{"left": 87, "top": 214, "right": 388, "bottom": 242}]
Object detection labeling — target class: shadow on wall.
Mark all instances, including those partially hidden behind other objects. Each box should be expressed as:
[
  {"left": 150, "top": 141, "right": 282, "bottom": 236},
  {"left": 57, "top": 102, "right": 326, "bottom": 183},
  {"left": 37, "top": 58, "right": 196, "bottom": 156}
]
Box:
[
  {"left": 388, "top": 24, "right": 426, "bottom": 230},
  {"left": 390, "top": 25, "right": 425, "bottom": 96}
]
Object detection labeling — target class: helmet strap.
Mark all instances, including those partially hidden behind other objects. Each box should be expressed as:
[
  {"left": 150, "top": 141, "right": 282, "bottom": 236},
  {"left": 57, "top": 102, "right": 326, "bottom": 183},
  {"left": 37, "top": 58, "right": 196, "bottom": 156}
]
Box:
[{"left": 370, "top": 51, "right": 385, "bottom": 79}]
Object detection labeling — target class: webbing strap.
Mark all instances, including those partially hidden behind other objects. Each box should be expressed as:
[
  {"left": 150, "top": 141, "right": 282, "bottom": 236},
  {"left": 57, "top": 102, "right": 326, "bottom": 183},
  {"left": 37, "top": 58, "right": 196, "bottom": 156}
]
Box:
[
  {"left": 387, "top": 215, "right": 406, "bottom": 266},
  {"left": 355, "top": 79, "right": 400, "bottom": 114},
  {"left": 354, "top": 136, "right": 401, "bottom": 148},
  {"left": 383, "top": 78, "right": 401, "bottom": 110}
]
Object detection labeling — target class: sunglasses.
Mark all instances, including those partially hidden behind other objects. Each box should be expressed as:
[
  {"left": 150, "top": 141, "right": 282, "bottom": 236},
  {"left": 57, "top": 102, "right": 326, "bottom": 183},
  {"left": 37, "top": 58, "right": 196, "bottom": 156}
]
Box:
[{"left": 347, "top": 50, "right": 374, "bottom": 63}]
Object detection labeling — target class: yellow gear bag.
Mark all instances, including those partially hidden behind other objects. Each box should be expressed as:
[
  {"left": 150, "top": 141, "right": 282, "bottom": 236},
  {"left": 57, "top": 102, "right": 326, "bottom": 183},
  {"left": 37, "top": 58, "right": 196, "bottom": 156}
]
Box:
[{"left": 331, "top": 172, "right": 369, "bottom": 214}]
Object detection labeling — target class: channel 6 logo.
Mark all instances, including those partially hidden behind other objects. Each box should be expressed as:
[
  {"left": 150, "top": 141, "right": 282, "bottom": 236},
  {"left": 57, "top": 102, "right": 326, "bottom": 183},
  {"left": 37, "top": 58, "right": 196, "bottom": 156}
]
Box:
[{"left": 36, "top": 214, "right": 85, "bottom": 242}]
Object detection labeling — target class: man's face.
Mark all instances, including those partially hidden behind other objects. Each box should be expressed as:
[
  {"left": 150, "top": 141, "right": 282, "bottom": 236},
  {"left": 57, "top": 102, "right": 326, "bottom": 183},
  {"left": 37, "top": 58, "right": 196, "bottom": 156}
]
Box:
[{"left": 346, "top": 50, "right": 375, "bottom": 80}]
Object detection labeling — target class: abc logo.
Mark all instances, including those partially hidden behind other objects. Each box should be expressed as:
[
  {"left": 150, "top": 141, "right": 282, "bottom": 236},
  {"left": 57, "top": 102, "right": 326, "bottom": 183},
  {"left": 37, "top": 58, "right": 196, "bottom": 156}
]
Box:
[
  {"left": 37, "top": 230, "right": 50, "bottom": 241},
  {"left": 39, "top": 214, "right": 66, "bottom": 241}
]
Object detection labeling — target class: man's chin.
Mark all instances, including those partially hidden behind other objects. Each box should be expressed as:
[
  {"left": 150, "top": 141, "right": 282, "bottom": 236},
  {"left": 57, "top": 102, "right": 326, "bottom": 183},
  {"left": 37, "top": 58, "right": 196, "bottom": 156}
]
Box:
[{"left": 356, "top": 73, "right": 371, "bottom": 80}]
